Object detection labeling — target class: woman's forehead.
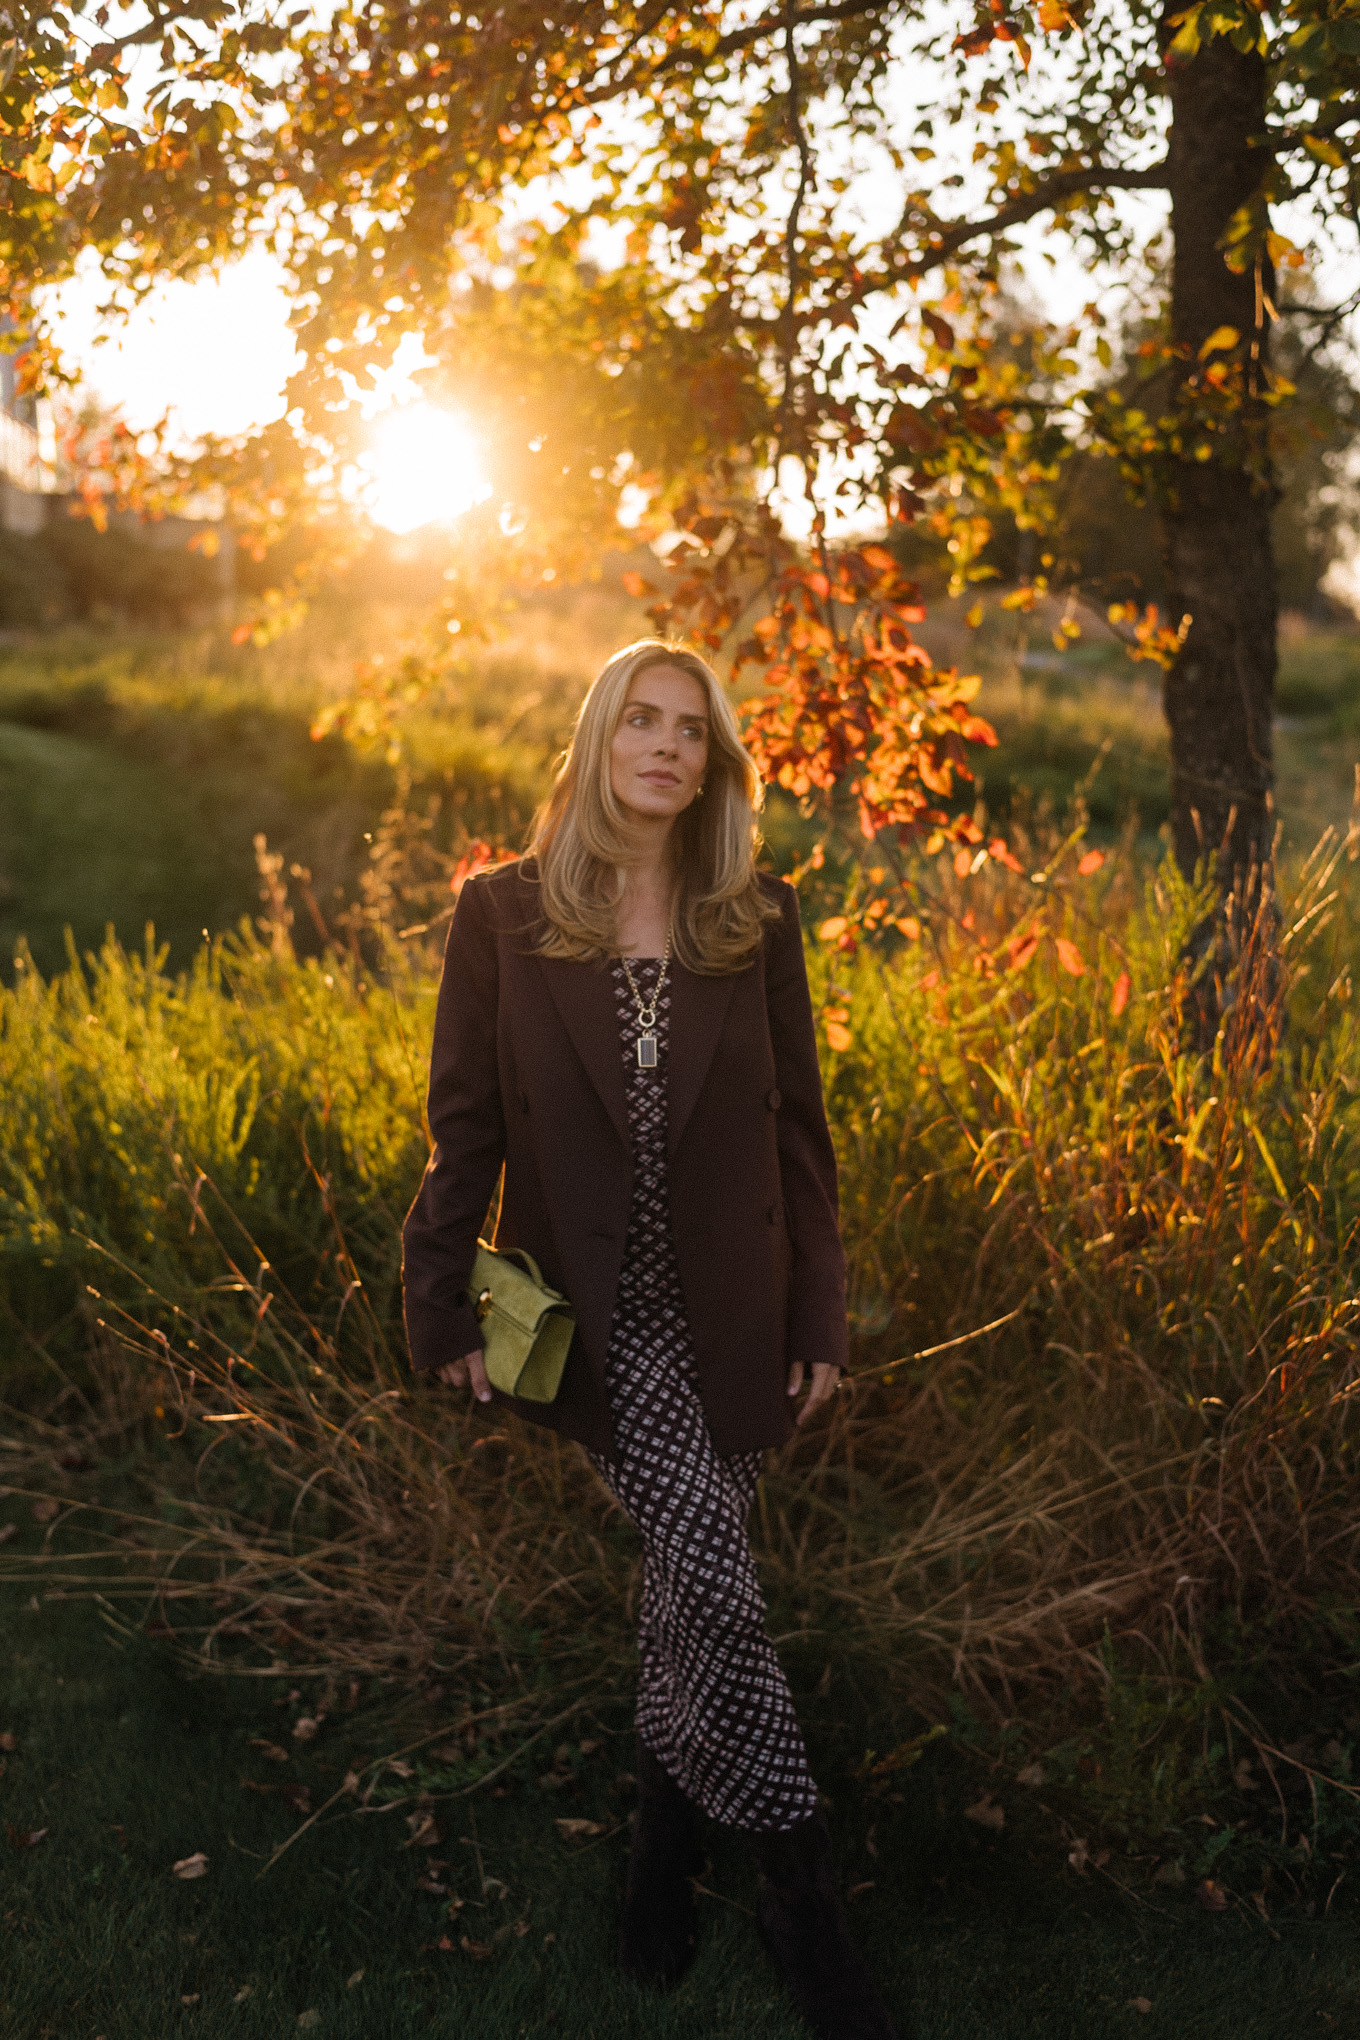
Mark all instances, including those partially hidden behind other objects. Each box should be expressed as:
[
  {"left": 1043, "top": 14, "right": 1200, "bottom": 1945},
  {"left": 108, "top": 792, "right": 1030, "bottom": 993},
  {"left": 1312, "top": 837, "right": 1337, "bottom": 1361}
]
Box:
[{"left": 624, "top": 664, "right": 710, "bottom": 716}]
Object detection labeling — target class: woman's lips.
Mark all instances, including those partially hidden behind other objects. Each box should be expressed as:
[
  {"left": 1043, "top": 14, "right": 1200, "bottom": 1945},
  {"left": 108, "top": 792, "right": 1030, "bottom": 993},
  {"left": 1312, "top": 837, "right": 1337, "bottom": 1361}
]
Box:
[{"left": 640, "top": 771, "right": 680, "bottom": 785}]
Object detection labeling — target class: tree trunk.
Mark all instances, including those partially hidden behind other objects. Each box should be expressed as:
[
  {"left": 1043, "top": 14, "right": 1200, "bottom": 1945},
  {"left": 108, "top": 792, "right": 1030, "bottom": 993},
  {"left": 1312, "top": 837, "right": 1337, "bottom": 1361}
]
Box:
[{"left": 1162, "top": 28, "right": 1277, "bottom": 902}]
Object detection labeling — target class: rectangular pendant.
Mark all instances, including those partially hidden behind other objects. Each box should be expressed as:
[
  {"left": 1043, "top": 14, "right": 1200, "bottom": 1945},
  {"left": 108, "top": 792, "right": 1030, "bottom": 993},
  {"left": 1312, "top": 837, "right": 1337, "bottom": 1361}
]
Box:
[{"left": 637, "top": 1032, "right": 658, "bottom": 1069}]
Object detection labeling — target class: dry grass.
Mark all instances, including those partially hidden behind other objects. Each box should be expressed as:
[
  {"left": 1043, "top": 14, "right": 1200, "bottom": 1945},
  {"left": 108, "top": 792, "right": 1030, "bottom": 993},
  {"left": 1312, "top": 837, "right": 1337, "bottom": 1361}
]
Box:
[{"left": 5, "top": 813, "right": 1360, "bottom": 1754}]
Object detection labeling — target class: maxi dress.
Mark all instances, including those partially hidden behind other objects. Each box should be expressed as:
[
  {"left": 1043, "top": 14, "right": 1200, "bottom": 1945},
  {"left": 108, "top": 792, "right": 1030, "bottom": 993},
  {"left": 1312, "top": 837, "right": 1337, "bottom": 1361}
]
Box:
[{"left": 587, "top": 956, "right": 821, "bottom": 1833}]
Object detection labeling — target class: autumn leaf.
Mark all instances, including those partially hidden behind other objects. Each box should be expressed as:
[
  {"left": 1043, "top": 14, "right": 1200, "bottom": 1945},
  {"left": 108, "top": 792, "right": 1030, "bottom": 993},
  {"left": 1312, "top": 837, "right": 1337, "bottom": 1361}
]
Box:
[
  {"left": 964, "top": 1794, "right": 1004, "bottom": 1831},
  {"left": 1055, "top": 938, "right": 1085, "bottom": 977},
  {"left": 1129, "top": 2000, "right": 1152, "bottom": 2016},
  {"left": 1195, "top": 1877, "right": 1228, "bottom": 1910},
  {"left": 825, "top": 1021, "right": 852, "bottom": 1053},
  {"left": 1077, "top": 848, "right": 1105, "bottom": 876},
  {"left": 0, "top": 1733, "right": 15, "bottom": 1752},
  {"left": 461, "top": 1935, "right": 497, "bottom": 1959},
  {"left": 291, "top": 1716, "right": 321, "bottom": 1741},
  {"left": 1198, "top": 325, "right": 1240, "bottom": 360},
  {"left": 249, "top": 1738, "right": 291, "bottom": 1764},
  {"left": 1008, "top": 934, "right": 1040, "bottom": 972},
  {"left": 1015, "top": 1761, "right": 1046, "bottom": 1787},
  {"left": 31, "top": 1499, "right": 60, "bottom": 1522},
  {"left": 403, "top": 1811, "right": 442, "bottom": 1848},
  {"left": 297, "top": 2011, "right": 321, "bottom": 2030},
  {"left": 817, "top": 916, "right": 848, "bottom": 943},
  {"left": 172, "top": 1851, "right": 210, "bottom": 1879},
  {"left": 554, "top": 1818, "right": 607, "bottom": 1841},
  {"left": 1110, "top": 971, "right": 1131, "bottom": 1017}
]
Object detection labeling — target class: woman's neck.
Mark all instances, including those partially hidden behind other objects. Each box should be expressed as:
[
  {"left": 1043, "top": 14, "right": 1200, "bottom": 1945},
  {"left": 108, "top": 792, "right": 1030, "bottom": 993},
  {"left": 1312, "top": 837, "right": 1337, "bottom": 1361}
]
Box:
[{"left": 615, "top": 825, "right": 676, "bottom": 957}]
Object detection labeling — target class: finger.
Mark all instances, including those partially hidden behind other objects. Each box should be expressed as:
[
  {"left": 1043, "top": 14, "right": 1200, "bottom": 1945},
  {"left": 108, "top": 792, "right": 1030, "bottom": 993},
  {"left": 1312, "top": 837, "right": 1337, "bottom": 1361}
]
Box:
[
  {"left": 446, "top": 1358, "right": 468, "bottom": 1388},
  {"left": 796, "top": 1366, "right": 840, "bottom": 1425},
  {"left": 786, "top": 1360, "right": 805, "bottom": 1399},
  {"left": 466, "top": 1351, "right": 493, "bottom": 1403}
]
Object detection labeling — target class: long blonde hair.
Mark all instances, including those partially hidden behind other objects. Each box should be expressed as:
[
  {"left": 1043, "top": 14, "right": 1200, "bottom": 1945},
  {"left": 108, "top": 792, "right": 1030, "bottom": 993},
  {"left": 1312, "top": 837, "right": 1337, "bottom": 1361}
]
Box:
[{"left": 526, "top": 639, "right": 780, "bottom": 975}]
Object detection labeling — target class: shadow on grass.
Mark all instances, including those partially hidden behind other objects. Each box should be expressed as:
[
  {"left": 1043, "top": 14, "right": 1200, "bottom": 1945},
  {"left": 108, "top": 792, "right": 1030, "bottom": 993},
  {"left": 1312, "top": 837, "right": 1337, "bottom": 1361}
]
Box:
[{"left": 2, "top": 1582, "right": 1356, "bottom": 2040}]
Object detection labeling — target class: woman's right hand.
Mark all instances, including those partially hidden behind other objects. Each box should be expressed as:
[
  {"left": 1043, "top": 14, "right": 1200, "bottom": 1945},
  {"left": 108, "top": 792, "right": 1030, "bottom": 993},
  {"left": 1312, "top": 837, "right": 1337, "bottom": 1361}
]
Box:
[{"left": 435, "top": 1351, "right": 493, "bottom": 1402}]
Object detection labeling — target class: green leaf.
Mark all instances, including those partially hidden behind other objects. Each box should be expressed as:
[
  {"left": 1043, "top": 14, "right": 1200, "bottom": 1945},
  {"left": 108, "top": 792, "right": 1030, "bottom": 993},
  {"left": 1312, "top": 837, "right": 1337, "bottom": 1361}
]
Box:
[{"left": 1303, "top": 134, "right": 1345, "bottom": 170}]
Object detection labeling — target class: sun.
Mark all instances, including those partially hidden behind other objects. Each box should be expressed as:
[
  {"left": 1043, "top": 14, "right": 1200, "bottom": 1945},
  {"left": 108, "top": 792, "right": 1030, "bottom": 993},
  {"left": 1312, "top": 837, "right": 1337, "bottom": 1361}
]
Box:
[{"left": 359, "top": 404, "right": 493, "bottom": 534}]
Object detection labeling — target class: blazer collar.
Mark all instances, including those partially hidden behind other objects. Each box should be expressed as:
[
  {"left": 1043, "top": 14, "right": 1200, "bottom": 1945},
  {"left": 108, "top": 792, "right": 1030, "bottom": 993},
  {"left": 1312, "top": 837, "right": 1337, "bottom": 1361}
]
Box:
[{"left": 533, "top": 951, "right": 738, "bottom": 1158}]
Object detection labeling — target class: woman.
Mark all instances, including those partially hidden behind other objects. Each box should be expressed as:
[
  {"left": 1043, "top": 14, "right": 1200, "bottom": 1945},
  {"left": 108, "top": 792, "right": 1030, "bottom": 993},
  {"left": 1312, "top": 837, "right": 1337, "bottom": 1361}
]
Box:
[{"left": 402, "top": 640, "right": 899, "bottom": 2040}]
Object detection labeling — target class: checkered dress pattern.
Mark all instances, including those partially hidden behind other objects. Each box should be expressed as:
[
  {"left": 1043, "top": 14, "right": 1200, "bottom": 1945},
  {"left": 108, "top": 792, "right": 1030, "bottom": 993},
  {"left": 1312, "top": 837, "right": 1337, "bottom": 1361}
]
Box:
[{"left": 588, "top": 957, "right": 820, "bottom": 1833}]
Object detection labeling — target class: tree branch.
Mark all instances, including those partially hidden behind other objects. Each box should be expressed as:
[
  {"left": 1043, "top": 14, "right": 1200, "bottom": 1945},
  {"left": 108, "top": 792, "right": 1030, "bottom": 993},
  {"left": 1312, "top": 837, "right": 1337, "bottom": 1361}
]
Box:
[
  {"left": 584, "top": 0, "right": 883, "bottom": 103},
  {"left": 892, "top": 160, "right": 1171, "bottom": 275}
]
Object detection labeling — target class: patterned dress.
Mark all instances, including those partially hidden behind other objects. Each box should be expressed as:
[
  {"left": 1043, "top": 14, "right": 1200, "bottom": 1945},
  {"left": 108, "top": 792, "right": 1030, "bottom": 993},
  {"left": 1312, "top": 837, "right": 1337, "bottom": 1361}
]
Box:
[{"left": 588, "top": 957, "right": 820, "bottom": 1833}]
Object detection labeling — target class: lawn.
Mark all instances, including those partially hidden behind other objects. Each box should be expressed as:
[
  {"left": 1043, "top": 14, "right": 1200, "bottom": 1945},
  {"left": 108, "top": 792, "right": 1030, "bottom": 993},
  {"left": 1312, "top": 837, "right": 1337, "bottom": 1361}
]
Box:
[{"left": 4, "top": 1580, "right": 1357, "bottom": 2040}]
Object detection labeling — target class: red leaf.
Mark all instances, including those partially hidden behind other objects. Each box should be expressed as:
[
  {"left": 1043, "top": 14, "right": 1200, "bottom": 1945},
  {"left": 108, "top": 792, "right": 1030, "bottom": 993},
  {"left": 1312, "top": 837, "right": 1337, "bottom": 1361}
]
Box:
[
  {"left": 1078, "top": 848, "right": 1105, "bottom": 876},
  {"left": 621, "top": 571, "right": 655, "bottom": 598},
  {"left": 1055, "top": 938, "right": 1085, "bottom": 978},
  {"left": 1110, "top": 971, "right": 1131, "bottom": 1017},
  {"left": 1007, "top": 935, "right": 1039, "bottom": 972}
]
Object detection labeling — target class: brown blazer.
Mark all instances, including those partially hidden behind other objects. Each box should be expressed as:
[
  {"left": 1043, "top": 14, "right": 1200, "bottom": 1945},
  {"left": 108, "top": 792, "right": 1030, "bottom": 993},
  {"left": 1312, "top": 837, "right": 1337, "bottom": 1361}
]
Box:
[{"left": 401, "top": 860, "right": 847, "bottom": 1459}]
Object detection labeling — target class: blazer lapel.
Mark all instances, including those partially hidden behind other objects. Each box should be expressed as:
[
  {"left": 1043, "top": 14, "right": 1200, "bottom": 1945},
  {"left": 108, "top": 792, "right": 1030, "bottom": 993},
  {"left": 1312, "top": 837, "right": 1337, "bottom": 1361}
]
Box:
[
  {"left": 668, "top": 964, "right": 738, "bottom": 1157},
  {"left": 535, "top": 954, "right": 632, "bottom": 1152}
]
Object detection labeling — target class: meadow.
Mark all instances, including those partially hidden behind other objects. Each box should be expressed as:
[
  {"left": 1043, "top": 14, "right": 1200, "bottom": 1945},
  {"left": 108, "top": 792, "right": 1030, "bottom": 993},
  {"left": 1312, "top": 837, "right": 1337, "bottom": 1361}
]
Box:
[{"left": 5, "top": 587, "right": 1360, "bottom": 2036}]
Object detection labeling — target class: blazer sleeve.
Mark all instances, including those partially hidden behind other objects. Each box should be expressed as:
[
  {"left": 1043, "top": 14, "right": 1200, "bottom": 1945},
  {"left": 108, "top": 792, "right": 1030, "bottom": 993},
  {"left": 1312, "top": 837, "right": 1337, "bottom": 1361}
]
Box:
[
  {"left": 401, "top": 874, "right": 507, "bottom": 1373},
  {"left": 765, "top": 882, "right": 850, "bottom": 1376}
]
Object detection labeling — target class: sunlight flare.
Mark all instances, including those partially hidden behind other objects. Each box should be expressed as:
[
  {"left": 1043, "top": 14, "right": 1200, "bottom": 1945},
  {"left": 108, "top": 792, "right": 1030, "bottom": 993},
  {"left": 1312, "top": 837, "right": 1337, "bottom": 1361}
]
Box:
[{"left": 359, "top": 404, "right": 492, "bottom": 534}]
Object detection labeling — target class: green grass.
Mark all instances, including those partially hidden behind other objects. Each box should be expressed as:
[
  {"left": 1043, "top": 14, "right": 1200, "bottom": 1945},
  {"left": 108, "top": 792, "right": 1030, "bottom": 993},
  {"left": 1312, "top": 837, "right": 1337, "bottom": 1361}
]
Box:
[{"left": 4, "top": 1582, "right": 1359, "bottom": 2040}]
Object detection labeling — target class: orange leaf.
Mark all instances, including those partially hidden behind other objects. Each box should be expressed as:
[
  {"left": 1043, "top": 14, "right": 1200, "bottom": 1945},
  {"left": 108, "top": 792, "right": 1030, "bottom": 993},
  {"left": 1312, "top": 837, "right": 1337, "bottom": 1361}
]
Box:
[
  {"left": 817, "top": 916, "right": 848, "bottom": 943},
  {"left": 825, "top": 1021, "right": 852, "bottom": 1053},
  {"left": 1007, "top": 935, "right": 1039, "bottom": 972},
  {"left": 621, "top": 571, "right": 655, "bottom": 598},
  {"left": 1055, "top": 938, "right": 1085, "bottom": 977},
  {"left": 954, "top": 848, "right": 972, "bottom": 877},
  {"left": 1078, "top": 849, "right": 1105, "bottom": 876},
  {"left": 1110, "top": 971, "right": 1131, "bottom": 1017},
  {"left": 896, "top": 916, "right": 921, "bottom": 940}
]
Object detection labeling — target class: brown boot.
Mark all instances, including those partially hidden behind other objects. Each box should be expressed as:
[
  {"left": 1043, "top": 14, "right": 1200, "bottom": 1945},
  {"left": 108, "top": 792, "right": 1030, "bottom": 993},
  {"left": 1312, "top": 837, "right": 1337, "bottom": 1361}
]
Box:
[
  {"left": 751, "top": 1807, "right": 902, "bottom": 2039},
  {"left": 618, "top": 1737, "right": 705, "bottom": 1989}
]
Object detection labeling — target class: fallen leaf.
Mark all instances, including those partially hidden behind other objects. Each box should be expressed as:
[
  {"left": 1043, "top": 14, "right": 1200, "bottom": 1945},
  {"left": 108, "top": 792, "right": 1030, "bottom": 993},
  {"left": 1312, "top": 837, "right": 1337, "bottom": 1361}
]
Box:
[
  {"left": 30, "top": 1499, "right": 59, "bottom": 1523},
  {"left": 964, "top": 1795, "right": 1005, "bottom": 1832},
  {"left": 292, "top": 1716, "right": 322, "bottom": 1742},
  {"left": 249, "top": 1738, "right": 291, "bottom": 1764},
  {"left": 172, "top": 1852, "right": 210, "bottom": 1880},
  {"left": 0, "top": 1732, "right": 15, "bottom": 1752},
  {"left": 346, "top": 1970, "right": 365, "bottom": 1989},
  {"left": 1129, "top": 1999, "right": 1152, "bottom": 2016},
  {"left": 416, "top": 1875, "right": 448, "bottom": 1894},
  {"left": 233, "top": 1986, "right": 254, "bottom": 2004},
  {"left": 181, "top": 1994, "right": 200, "bottom": 2006},
  {"left": 461, "top": 1935, "right": 496, "bottom": 1959},
  {"left": 1195, "top": 1877, "right": 1228, "bottom": 1911},
  {"left": 403, "top": 1811, "right": 441, "bottom": 1848},
  {"left": 1015, "top": 1761, "right": 1046, "bottom": 1788},
  {"left": 1234, "top": 1757, "right": 1259, "bottom": 1791},
  {"left": 578, "top": 1739, "right": 601, "bottom": 1756},
  {"left": 554, "top": 1818, "right": 606, "bottom": 1841},
  {"left": 297, "top": 2012, "right": 320, "bottom": 2030},
  {"left": 1153, "top": 1860, "right": 1185, "bottom": 1885},
  {"left": 385, "top": 1758, "right": 415, "bottom": 1778},
  {"left": 1068, "top": 1837, "right": 1109, "bottom": 1874},
  {"left": 8, "top": 1826, "right": 48, "bottom": 1850},
  {"left": 542, "top": 1932, "right": 557, "bottom": 1948}
]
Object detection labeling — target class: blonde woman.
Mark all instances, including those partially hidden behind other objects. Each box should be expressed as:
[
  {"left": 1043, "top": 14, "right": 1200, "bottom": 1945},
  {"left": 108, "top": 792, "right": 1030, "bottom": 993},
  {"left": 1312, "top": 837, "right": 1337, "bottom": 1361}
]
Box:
[{"left": 402, "top": 641, "right": 899, "bottom": 2040}]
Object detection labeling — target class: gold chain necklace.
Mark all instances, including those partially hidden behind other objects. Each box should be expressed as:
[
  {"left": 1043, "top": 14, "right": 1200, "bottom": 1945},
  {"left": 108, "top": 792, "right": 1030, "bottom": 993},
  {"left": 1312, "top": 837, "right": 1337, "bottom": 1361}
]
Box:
[{"left": 619, "top": 926, "right": 673, "bottom": 1070}]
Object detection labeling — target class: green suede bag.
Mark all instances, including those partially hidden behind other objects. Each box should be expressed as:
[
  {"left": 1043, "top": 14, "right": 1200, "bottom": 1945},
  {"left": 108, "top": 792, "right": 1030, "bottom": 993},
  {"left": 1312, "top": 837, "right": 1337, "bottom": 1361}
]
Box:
[{"left": 469, "top": 1241, "right": 576, "bottom": 1403}]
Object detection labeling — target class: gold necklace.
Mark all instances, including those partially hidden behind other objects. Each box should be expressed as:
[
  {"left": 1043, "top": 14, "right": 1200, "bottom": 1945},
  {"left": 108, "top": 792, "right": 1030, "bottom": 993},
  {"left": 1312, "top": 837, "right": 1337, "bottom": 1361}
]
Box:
[{"left": 619, "top": 925, "right": 673, "bottom": 1069}]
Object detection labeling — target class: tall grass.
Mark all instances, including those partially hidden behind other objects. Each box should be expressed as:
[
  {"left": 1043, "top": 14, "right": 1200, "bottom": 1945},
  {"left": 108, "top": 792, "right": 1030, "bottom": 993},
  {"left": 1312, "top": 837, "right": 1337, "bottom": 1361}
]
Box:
[{"left": 5, "top": 818, "right": 1360, "bottom": 1777}]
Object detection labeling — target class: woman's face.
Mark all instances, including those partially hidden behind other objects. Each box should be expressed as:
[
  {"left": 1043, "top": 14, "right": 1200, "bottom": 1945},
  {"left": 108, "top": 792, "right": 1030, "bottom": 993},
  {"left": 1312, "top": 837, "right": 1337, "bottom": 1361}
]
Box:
[{"left": 609, "top": 664, "right": 711, "bottom": 827}]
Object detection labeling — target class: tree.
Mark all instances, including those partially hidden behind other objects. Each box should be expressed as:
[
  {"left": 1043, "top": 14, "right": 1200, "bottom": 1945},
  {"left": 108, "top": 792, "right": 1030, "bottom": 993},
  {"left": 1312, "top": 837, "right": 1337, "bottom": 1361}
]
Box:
[{"left": 26, "top": 0, "right": 1360, "bottom": 914}]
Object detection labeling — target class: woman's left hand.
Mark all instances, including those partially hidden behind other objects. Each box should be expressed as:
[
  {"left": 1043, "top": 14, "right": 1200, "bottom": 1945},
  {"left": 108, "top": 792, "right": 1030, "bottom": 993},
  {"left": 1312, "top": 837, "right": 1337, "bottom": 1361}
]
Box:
[{"left": 786, "top": 1359, "right": 842, "bottom": 1426}]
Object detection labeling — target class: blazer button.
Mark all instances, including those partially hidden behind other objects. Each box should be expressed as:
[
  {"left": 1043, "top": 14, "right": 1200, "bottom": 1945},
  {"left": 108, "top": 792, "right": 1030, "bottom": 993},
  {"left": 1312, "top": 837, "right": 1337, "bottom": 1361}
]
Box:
[{"left": 766, "top": 1087, "right": 782, "bottom": 1110}]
